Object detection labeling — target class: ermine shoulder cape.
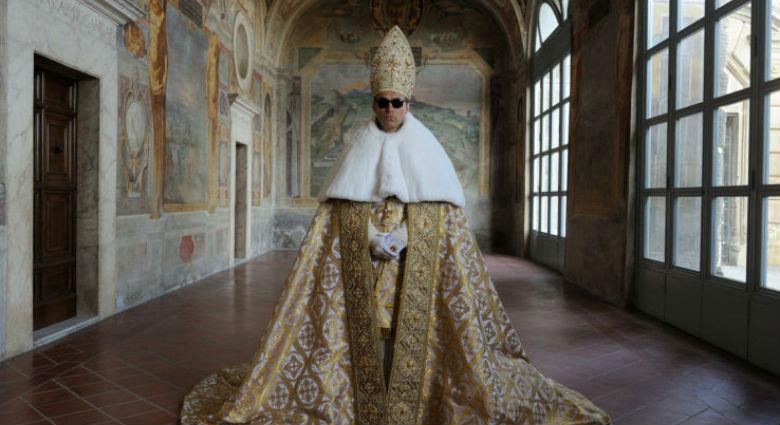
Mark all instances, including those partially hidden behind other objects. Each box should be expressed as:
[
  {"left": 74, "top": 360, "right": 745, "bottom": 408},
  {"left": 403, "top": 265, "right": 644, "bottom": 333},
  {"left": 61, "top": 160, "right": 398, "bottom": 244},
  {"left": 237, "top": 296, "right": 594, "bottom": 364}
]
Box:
[{"left": 317, "top": 113, "right": 466, "bottom": 207}]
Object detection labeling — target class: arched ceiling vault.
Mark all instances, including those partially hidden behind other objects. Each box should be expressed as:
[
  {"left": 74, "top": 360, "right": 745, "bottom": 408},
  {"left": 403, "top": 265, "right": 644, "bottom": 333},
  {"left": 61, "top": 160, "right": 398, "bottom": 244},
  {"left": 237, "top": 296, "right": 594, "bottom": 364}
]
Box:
[{"left": 259, "top": 0, "right": 528, "bottom": 72}]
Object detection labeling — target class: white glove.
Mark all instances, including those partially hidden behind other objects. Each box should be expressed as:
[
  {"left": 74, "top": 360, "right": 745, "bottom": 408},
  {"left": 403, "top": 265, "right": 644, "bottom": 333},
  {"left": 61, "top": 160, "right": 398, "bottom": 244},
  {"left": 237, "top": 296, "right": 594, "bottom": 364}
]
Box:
[{"left": 368, "top": 221, "right": 407, "bottom": 260}]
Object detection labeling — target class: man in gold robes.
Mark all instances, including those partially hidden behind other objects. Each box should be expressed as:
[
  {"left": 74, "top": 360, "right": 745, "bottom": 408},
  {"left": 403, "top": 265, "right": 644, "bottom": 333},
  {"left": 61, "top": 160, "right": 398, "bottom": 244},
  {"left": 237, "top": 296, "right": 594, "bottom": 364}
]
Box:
[{"left": 181, "top": 26, "right": 611, "bottom": 425}]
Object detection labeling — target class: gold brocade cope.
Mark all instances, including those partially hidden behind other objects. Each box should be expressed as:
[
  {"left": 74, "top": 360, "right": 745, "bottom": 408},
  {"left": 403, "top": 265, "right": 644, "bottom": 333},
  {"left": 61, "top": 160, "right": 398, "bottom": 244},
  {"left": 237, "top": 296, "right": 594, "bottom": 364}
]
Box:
[{"left": 180, "top": 200, "right": 612, "bottom": 425}]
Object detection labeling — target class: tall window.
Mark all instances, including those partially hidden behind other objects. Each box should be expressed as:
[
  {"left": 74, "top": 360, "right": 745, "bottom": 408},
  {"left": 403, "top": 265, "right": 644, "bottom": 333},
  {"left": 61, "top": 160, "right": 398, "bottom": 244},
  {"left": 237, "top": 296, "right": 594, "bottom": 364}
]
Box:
[
  {"left": 639, "top": 0, "right": 780, "bottom": 376},
  {"left": 529, "top": 0, "right": 571, "bottom": 269},
  {"left": 530, "top": 1, "right": 571, "bottom": 239}
]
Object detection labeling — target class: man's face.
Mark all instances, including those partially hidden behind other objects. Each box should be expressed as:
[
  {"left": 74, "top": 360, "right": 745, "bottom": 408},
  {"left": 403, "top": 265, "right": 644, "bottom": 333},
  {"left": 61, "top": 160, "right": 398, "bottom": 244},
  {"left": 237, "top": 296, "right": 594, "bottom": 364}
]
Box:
[{"left": 372, "top": 90, "right": 409, "bottom": 133}]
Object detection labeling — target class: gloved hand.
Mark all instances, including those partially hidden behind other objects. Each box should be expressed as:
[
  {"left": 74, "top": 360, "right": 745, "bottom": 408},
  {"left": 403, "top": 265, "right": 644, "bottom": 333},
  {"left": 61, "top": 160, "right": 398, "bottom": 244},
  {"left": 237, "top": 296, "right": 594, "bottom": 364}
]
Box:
[
  {"left": 368, "top": 218, "right": 408, "bottom": 261},
  {"left": 370, "top": 232, "right": 406, "bottom": 260}
]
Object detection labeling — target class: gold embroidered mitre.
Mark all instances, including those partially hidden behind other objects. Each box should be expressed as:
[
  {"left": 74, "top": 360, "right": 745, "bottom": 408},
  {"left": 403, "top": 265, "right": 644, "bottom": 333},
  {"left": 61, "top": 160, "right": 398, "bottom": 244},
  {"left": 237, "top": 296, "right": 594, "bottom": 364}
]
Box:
[{"left": 371, "top": 25, "right": 415, "bottom": 99}]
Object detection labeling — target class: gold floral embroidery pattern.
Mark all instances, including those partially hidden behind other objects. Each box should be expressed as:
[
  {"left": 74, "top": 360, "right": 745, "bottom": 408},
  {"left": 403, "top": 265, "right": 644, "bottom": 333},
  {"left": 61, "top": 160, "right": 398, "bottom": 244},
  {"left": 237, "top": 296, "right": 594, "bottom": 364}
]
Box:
[
  {"left": 385, "top": 202, "right": 443, "bottom": 425},
  {"left": 339, "top": 201, "right": 386, "bottom": 425}
]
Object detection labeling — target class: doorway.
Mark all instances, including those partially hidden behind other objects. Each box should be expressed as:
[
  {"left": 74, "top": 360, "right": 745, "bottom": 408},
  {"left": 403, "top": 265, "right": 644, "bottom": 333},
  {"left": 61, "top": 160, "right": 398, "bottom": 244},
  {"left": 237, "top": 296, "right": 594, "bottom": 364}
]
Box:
[
  {"left": 235, "top": 143, "right": 248, "bottom": 260},
  {"left": 33, "top": 63, "right": 78, "bottom": 330}
]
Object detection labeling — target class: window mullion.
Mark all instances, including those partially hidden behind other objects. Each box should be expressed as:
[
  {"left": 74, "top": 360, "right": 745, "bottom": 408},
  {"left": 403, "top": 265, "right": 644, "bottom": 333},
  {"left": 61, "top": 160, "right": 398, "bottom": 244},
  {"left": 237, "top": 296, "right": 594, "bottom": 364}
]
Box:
[
  {"left": 703, "top": 0, "right": 716, "bottom": 279},
  {"left": 667, "top": 0, "right": 679, "bottom": 269},
  {"left": 750, "top": 0, "right": 766, "bottom": 292}
]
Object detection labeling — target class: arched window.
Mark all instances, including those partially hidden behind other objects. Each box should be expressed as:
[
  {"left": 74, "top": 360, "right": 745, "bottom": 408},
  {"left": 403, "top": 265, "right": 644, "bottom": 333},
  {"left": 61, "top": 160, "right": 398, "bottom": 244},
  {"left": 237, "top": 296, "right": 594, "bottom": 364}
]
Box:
[
  {"left": 529, "top": 0, "right": 571, "bottom": 270},
  {"left": 637, "top": 0, "right": 780, "bottom": 374}
]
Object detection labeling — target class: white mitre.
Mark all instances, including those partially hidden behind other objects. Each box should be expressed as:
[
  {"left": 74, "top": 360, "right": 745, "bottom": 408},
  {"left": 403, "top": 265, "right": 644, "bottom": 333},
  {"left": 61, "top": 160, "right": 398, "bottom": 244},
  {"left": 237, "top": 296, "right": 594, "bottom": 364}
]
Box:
[{"left": 317, "top": 113, "right": 466, "bottom": 208}]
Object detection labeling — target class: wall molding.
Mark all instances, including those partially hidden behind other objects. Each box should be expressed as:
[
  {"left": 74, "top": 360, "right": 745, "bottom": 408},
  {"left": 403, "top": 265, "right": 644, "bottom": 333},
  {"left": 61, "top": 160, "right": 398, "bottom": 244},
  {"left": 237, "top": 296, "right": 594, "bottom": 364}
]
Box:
[{"left": 80, "top": 0, "right": 146, "bottom": 25}]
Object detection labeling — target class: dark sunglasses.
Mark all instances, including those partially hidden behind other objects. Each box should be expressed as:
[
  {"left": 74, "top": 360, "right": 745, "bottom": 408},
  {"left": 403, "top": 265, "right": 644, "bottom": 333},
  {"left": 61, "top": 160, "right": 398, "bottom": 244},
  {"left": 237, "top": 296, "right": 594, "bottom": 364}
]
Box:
[{"left": 374, "top": 97, "right": 408, "bottom": 109}]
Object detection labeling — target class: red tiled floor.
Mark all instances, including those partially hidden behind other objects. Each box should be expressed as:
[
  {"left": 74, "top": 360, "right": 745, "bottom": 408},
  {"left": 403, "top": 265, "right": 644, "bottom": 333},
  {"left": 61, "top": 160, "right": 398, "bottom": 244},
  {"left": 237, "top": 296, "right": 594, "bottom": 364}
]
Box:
[
  {"left": 0, "top": 251, "right": 778, "bottom": 424},
  {"left": 48, "top": 409, "right": 113, "bottom": 425}
]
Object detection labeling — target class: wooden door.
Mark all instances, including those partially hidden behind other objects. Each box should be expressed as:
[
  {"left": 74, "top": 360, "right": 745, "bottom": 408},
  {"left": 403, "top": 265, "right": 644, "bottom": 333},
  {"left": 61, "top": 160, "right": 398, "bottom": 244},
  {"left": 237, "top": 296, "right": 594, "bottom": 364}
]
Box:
[{"left": 33, "top": 66, "right": 78, "bottom": 330}]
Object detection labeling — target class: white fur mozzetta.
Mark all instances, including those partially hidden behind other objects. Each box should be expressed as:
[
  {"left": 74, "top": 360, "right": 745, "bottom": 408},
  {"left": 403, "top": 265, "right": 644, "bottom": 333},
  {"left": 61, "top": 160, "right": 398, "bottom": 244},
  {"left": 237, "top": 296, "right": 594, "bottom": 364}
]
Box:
[{"left": 318, "top": 113, "right": 466, "bottom": 208}]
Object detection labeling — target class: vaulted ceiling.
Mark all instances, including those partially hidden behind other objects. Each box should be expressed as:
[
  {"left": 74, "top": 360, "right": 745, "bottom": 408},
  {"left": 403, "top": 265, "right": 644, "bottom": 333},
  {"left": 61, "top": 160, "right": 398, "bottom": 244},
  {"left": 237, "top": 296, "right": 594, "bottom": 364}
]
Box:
[{"left": 254, "top": 0, "right": 530, "bottom": 70}]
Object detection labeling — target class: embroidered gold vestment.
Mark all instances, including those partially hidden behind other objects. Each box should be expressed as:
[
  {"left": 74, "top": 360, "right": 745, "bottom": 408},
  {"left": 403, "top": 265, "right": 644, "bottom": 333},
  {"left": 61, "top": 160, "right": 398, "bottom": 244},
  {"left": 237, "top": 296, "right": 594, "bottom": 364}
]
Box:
[{"left": 180, "top": 200, "right": 611, "bottom": 425}]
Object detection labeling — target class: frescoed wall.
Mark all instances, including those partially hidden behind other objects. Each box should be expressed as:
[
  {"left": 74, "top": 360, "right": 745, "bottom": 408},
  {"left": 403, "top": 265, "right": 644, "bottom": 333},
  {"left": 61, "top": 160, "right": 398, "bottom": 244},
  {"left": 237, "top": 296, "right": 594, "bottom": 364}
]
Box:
[{"left": 113, "top": 0, "right": 270, "bottom": 311}]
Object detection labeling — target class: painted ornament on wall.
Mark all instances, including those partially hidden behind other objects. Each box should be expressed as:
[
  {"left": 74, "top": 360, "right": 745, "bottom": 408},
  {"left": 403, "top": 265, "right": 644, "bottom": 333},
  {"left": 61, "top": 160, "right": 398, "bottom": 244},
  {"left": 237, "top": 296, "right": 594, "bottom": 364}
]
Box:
[
  {"left": 371, "top": 0, "right": 423, "bottom": 35},
  {"left": 218, "top": 122, "right": 230, "bottom": 205},
  {"left": 252, "top": 138, "right": 262, "bottom": 205},
  {"left": 120, "top": 76, "right": 151, "bottom": 198},
  {"left": 263, "top": 86, "right": 273, "bottom": 200},
  {"left": 123, "top": 21, "right": 147, "bottom": 58}
]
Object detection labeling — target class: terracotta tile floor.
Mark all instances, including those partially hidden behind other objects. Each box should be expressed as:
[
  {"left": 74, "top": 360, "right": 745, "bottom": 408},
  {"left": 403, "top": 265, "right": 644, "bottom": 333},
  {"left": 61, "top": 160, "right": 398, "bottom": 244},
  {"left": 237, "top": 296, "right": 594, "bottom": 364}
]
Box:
[{"left": 1, "top": 251, "right": 779, "bottom": 424}]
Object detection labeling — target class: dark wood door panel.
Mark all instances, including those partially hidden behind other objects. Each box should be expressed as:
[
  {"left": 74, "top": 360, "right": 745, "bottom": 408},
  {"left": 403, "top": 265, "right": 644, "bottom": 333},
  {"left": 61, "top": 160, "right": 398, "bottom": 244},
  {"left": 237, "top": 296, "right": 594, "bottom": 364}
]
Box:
[
  {"left": 33, "top": 64, "right": 78, "bottom": 331},
  {"left": 34, "top": 109, "right": 43, "bottom": 183},
  {"left": 38, "top": 264, "right": 75, "bottom": 300},
  {"left": 39, "top": 191, "right": 74, "bottom": 262},
  {"left": 41, "top": 71, "right": 75, "bottom": 113},
  {"left": 42, "top": 112, "right": 74, "bottom": 187}
]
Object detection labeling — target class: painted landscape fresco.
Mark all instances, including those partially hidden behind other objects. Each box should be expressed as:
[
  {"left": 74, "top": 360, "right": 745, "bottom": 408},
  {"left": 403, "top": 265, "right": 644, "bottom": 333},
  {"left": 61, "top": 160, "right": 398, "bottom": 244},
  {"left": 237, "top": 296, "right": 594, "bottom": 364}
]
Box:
[
  {"left": 163, "top": 4, "right": 210, "bottom": 206},
  {"left": 309, "top": 63, "right": 481, "bottom": 197}
]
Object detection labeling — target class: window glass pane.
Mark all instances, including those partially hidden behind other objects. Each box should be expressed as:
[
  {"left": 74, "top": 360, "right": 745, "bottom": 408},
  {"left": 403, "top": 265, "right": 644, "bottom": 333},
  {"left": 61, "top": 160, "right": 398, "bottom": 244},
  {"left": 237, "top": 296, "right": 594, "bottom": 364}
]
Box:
[
  {"left": 677, "top": 29, "right": 705, "bottom": 108},
  {"left": 766, "top": 91, "right": 780, "bottom": 183},
  {"left": 533, "top": 157, "right": 540, "bottom": 193},
  {"left": 679, "top": 0, "right": 705, "bottom": 30},
  {"left": 562, "top": 0, "right": 569, "bottom": 19},
  {"left": 562, "top": 102, "right": 570, "bottom": 145},
  {"left": 561, "top": 196, "right": 567, "bottom": 237},
  {"left": 715, "top": 3, "right": 751, "bottom": 97},
  {"left": 714, "top": 100, "right": 750, "bottom": 187},
  {"left": 562, "top": 149, "right": 568, "bottom": 190},
  {"left": 763, "top": 197, "right": 780, "bottom": 291},
  {"left": 551, "top": 151, "right": 559, "bottom": 192},
  {"left": 538, "top": 3, "right": 560, "bottom": 48},
  {"left": 769, "top": 1, "right": 780, "bottom": 81},
  {"left": 676, "top": 112, "right": 703, "bottom": 187},
  {"left": 645, "top": 196, "right": 666, "bottom": 262},
  {"left": 563, "top": 55, "right": 571, "bottom": 99},
  {"left": 552, "top": 64, "right": 561, "bottom": 105},
  {"left": 648, "top": 0, "right": 670, "bottom": 48},
  {"left": 541, "top": 155, "right": 549, "bottom": 192},
  {"left": 541, "top": 195, "right": 549, "bottom": 233},
  {"left": 542, "top": 114, "right": 549, "bottom": 152},
  {"left": 534, "top": 118, "right": 541, "bottom": 155},
  {"left": 674, "top": 197, "right": 702, "bottom": 271},
  {"left": 647, "top": 49, "right": 669, "bottom": 118},
  {"left": 551, "top": 107, "right": 560, "bottom": 149},
  {"left": 543, "top": 72, "right": 551, "bottom": 111},
  {"left": 551, "top": 196, "right": 559, "bottom": 236},
  {"left": 532, "top": 196, "right": 539, "bottom": 231},
  {"left": 534, "top": 80, "right": 541, "bottom": 116},
  {"left": 712, "top": 196, "right": 748, "bottom": 282},
  {"left": 716, "top": 0, "right": 736, "bottom": 8},
  {"left": 646, "top": 122, "right": 667, "bottom": 188}
]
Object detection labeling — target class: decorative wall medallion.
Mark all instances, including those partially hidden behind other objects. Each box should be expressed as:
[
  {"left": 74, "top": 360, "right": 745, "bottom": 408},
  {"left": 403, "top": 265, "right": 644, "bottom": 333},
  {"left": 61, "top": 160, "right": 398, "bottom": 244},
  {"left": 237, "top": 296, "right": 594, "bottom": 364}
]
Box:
[
  {"left": 120, "top": 76, "right": 150, "bottom": 198},
  {"left": 370, "top": 0, "right": 423, "bottom": 36},
  {"left": 233, "top": 11, "right": 254, "bottom": 92}
]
